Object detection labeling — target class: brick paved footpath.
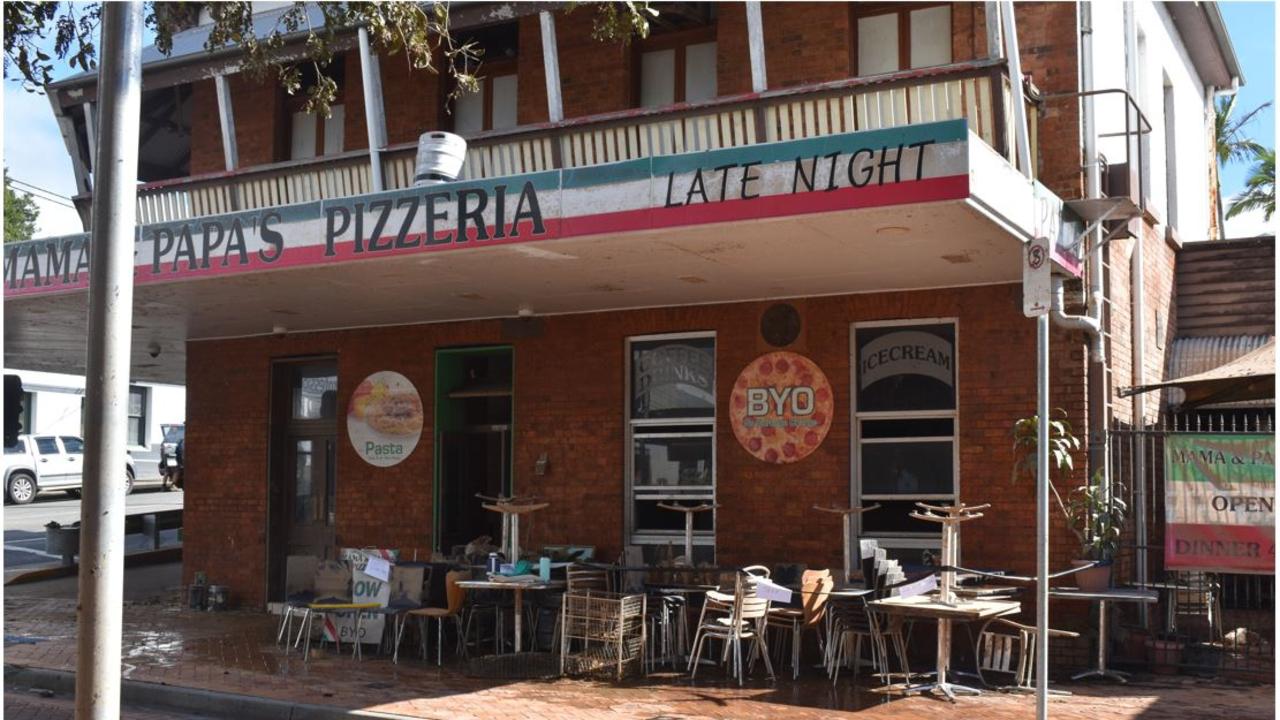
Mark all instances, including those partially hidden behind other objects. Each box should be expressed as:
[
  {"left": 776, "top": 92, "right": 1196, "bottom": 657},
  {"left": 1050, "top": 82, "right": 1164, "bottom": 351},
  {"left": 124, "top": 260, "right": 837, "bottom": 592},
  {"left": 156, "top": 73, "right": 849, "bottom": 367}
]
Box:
[{"left": 3, "top": 596, "right": 1272, "bottom": 720}]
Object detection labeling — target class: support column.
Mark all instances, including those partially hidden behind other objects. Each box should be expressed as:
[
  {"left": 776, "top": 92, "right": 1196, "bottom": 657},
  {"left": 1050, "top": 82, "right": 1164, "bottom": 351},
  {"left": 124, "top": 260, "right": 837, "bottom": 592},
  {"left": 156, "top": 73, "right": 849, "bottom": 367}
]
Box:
[
  {"left": 745, "top": 1, "right": 767, "bottom": 93},
  {"left": 358, "top": 26, "right": 388, "bottom": 192},
  {"left": 985, "top": 2, "right": 1003, "bottom": 60},
  {"left": 83, "top": 103, "right": 98, "bottom": 173},
  {"left": 539, "top": 11, "right": 564, "bottom": 123},
  {"left": 76, "top": 3, "right": 143, "bottom": 719},
  {"left": 214, "top": 73, "right": 239, "bottom": 171}
]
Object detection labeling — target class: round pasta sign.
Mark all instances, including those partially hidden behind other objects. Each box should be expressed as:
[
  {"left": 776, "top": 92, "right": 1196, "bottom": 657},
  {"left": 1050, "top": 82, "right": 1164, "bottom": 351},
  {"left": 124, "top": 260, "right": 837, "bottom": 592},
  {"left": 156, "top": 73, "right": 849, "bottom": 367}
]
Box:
[
  {"left": 347, "top": 371, "right": 423, "bottom": 467},
  {"left": 731, "top": 352, "right": 833, "bottom": 464}
]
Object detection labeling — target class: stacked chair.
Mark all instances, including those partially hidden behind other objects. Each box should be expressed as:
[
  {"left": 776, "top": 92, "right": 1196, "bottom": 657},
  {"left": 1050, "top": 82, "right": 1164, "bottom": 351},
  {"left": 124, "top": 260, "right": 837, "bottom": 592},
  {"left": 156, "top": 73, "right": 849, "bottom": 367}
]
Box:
[
  {"left": 769, "top": 568, "right": 834, "bottom": 679},
  {"left": 688, "top": 570, "right": 776, "bottom": 685}
]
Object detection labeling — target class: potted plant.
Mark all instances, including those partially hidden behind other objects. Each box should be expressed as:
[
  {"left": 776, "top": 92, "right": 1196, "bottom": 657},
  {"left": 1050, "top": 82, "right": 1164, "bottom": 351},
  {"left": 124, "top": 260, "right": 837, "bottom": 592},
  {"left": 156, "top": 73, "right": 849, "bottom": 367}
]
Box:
[
  {"left": 1066, "top": 473, "right": 1127, "bottom": 591},
  {"left": 1012, "top": 412, "right": 1127, "bottom": 591}
]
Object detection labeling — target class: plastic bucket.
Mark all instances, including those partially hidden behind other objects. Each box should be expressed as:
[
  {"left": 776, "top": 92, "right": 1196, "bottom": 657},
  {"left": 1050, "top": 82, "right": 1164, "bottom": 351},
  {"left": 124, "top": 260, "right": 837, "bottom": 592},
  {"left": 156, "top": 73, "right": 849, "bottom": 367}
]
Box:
[{"left": 413, "top": 131, "right": 467, "bottom": 186}]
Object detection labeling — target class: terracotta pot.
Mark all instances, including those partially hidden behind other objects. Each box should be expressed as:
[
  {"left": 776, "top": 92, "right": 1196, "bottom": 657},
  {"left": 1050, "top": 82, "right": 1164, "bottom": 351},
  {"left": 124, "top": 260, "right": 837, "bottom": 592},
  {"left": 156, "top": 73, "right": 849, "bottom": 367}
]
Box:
[
  {"left": 1145, "top": 637, "right": 1184, "bottom": 674},
  {"left": 1072, "top": 560, "right": 1112, "bottom": 592}
]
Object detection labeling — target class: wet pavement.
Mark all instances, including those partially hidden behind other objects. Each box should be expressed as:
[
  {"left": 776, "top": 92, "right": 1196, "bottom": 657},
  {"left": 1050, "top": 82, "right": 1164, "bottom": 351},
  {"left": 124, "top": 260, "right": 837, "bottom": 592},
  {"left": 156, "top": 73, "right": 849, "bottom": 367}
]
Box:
[{"left": 2, "top": 591, "right": 1273, "bottom": 719}]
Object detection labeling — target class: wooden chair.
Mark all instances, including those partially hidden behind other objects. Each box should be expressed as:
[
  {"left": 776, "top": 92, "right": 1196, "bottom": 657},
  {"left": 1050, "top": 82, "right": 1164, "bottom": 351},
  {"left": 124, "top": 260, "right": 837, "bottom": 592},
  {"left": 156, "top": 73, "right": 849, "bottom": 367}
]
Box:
[
  {"left": 974, "top": 617, "right": 1079, "bottom": 693},
  {"left": 405, "top": 569, "right": 469, "bottom": 666},
  {"left": 769, "top": 569, "right": 833, "bottom": 679},
  {"left": 688, "top": 573, "right": 776, "bottom": 685}
]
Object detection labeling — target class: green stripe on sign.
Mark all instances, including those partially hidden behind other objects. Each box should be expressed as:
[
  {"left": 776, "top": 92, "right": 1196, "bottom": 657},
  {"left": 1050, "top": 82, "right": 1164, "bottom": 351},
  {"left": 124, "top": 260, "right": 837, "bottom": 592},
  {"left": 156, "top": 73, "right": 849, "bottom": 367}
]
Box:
[
  {"left": 561, "top": 158, "right": 653, "bottom": 189},
  {"left": 1165, "top": 434, "right": 1276, "bottom": 485}
]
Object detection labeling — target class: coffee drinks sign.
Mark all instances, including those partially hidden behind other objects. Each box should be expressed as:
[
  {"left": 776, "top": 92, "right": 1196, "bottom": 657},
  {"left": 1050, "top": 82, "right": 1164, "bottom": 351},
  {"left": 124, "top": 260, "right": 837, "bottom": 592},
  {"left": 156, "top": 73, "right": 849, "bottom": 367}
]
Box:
[{"left": 731, "top": 352, "right": 834, "bottom": 464}]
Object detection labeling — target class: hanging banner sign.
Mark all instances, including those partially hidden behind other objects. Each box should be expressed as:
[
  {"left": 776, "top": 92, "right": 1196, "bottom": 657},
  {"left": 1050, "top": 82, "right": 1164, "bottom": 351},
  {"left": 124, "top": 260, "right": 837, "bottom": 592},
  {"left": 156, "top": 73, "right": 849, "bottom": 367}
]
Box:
[
  {"left": 731, "top": 352, "right": 834, "bottom": 464},
  {"left": 347, "top": 371, "right": 423, "bottom": 467},
  {"left": 1164, "top": 433, "right": 1275, "bottom": 574}
]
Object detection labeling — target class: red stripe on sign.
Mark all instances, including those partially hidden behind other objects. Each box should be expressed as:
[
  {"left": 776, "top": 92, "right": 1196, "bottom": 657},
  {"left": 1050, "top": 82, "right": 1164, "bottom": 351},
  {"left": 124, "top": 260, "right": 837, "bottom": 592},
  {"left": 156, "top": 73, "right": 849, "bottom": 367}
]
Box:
[
  {"left": 1166, "top": 523, "right": 1276, "bottom": 573},
  {"left": 562, "top": 175, "right": 969, "bottom": 237}
]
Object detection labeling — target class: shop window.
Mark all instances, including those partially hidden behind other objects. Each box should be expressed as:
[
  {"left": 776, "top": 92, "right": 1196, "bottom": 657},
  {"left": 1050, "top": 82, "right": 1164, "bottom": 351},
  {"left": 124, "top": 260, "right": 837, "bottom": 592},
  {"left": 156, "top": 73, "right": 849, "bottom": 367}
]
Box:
[
  {"left": 626, "top": 333, "right": 716, "bottom": 560},
  {"left": 853, "top": 320, "right": 957, "bottom": 560},
  {"left": 853, "top": 4, "right": 952, "bottom": 76},
  {"left": 287, "top": 61, "right": 345, "bottom": 161},
  {"left": 636, "top": 26, "right": 718, "bottom": 108},
  {"left": 292, "top": 366, "right": 338, "bottom": 420}
]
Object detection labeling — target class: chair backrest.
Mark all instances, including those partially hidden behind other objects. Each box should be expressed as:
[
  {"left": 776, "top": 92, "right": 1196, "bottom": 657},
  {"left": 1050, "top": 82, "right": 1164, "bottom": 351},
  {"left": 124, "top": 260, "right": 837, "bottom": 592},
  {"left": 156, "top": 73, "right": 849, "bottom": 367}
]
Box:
[
  {"left": 1172, "top": 571, "right": 1215, "bottom": 613},
  {"left": 567, "top": 563, "right": 609, "bottom": 593},
  {"left": 801, "top": 569, "right": 834, "bottom": 627},
  {"left": 444, "top": 569, "right": 469, "bottom": 614},
  {"left": 977, "top": 619, "right": 1025, "bottom": 679},
  {"left": 742, "top": 565, "right": 771, "bottom": 578}
]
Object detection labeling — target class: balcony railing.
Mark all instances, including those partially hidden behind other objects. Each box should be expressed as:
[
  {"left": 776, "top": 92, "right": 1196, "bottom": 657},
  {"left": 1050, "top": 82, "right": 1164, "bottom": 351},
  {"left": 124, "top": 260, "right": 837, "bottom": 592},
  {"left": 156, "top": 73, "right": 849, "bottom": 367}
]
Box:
[{"left": 122, "top": 59, "right": 1036, "bottom": 227}]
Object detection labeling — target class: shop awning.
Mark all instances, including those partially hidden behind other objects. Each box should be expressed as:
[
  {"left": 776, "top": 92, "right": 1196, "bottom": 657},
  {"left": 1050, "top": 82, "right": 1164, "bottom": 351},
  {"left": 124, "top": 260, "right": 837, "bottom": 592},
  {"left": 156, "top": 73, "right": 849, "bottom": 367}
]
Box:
[{"left": 1120, "top": 339, "right": 1275, "bottom": 408}]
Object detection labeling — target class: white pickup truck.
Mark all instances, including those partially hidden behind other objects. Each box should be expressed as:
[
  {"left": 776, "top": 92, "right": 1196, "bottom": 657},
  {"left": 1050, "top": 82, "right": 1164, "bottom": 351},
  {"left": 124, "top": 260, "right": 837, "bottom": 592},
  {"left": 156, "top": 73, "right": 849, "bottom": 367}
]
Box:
[{"left": 3, "top": 434, "right": 136, "bottom": 504}]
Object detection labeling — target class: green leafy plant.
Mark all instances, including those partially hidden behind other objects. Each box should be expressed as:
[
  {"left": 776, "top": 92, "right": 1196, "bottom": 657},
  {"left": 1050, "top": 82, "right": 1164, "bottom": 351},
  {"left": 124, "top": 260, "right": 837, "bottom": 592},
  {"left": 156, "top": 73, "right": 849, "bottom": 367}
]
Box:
[
  {"left": 1067, "top": 473, "right": 1127, "bottom": 561},
  {"left": 1011, "top": 409, "right": 1081, "bottom": 521},
  {"left": 1012, "top": 411, "right": 1126, "bottom": 559}
]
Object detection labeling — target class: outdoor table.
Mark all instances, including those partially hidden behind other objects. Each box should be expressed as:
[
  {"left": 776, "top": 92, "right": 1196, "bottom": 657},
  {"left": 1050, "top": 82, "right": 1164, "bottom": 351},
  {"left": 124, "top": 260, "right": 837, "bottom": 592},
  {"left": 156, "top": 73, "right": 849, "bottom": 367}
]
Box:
[
  {"left": 1048, "top": 587, "right": 1158, "bottom": 682},
  {"left": 869, "top": 594, "right": 1020, "bottom": 701},
  {"left": 456, "top": 578, "right": 565, "bottom": 653}
]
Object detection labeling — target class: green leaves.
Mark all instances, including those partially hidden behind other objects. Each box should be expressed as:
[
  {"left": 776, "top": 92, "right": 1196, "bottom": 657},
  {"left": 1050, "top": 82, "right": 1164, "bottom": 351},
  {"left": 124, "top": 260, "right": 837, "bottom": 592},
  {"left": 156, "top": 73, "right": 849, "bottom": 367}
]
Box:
[
  {"left": 1226, "top": 147, "right": 1275, "bottom": 223},
  {"left": 1066, "top": 472, "right": 1127, "bottom": 561}
]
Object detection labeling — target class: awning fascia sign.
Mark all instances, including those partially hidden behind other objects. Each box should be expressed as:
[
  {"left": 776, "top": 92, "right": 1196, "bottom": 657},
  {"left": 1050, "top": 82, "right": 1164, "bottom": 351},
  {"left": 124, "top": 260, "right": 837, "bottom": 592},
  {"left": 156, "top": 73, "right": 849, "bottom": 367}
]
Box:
[{"left": 6, "top": 120, "right": 973, "bottom": 298}]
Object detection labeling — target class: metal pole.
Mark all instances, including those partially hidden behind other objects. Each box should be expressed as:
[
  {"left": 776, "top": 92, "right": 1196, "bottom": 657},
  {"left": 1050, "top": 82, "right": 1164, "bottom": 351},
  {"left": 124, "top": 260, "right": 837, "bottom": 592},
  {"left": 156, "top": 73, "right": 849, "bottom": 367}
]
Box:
[
  {"left": 1036, "top": 313, "right": 1051, "bottom": 720},
  {"left": 357, "top": 27, "right": 387, "bottom": 192},
  {"left": 998, "top": 3, "right": 1047, "bottom": 716},
  {"left": 76, "top": 4, "right": 142, "bottom": 719}
]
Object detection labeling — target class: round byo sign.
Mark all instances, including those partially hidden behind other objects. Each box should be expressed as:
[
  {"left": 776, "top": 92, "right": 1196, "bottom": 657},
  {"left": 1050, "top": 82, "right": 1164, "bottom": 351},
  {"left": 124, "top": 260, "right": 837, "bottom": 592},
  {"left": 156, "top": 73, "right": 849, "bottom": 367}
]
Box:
[{"left": 730, "top": 351, "right": 834, "bottom": 464}]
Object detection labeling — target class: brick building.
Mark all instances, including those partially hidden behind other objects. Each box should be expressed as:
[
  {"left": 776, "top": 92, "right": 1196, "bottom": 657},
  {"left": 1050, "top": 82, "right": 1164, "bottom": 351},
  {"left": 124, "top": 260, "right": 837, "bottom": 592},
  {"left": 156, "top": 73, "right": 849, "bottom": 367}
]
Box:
[{"left": 4, "top": 0, "right": 1245, "bottom": 657}]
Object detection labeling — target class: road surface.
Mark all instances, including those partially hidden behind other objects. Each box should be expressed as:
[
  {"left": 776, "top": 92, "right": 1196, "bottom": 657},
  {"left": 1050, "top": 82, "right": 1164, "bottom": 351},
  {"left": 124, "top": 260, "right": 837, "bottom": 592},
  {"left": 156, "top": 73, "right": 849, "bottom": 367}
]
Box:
[{"left": 4, "top": 488, "right": 184, "bottom": 576}]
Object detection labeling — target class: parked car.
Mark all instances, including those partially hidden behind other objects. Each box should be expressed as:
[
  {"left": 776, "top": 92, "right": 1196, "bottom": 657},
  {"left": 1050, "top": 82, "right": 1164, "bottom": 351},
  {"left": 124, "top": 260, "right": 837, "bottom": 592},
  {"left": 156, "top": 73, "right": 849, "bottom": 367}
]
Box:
[
  {"left": 3, "top": 434, "right": 136, "bottom": 504},
  {"left": 159, "top": 424, "right": 184, "bottom": 491}
]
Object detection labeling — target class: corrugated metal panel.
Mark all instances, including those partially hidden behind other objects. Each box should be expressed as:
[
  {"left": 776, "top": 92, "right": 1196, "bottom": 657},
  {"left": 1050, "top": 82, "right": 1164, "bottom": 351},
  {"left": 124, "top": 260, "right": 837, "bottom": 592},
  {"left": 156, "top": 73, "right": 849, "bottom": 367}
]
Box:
[{"left": 1165, "top": 334, "right": 1273, "bottom": 408}]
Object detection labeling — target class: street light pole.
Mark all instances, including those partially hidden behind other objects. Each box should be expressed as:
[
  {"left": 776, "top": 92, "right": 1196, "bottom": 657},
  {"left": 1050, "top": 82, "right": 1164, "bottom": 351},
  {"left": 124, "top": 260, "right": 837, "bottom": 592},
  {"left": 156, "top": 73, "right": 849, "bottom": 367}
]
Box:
[{"left": 76, "top": 3, "right": 143, "bottom": 719}]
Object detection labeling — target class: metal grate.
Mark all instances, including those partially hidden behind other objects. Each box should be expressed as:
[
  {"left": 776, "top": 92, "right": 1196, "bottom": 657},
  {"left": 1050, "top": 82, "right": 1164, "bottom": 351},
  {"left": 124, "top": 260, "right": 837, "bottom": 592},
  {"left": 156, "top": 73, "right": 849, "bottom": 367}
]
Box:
[{"left": 1110, "top": 410, "right": 1275, "bottom": 676}]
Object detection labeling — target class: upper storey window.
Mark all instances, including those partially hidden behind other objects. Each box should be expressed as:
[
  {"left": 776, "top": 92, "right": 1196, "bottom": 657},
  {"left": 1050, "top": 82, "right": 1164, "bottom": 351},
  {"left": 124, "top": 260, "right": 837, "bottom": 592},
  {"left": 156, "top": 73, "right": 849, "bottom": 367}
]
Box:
[
  {"left": 452, "top": 22, "right": 520, "bottom": 134},
  {"left": 853, "top": 3, "right": 952, "bottom": 76},
  {"left": 635, "top": 6, "right": 717, "bottom": 108},
  {"left": 288, "top": 61, "right": 345, "bottom": 161}
]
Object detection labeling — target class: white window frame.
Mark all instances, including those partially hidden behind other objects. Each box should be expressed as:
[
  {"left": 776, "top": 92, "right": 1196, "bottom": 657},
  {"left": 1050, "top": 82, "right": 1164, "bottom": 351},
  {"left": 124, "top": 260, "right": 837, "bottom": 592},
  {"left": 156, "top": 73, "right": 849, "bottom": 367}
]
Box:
[
  {"left": 624, "top": 331, "right": 717, "bottom": 555},
  {"left": 850, "top": 318, "right": 959, "bottom": 555}
]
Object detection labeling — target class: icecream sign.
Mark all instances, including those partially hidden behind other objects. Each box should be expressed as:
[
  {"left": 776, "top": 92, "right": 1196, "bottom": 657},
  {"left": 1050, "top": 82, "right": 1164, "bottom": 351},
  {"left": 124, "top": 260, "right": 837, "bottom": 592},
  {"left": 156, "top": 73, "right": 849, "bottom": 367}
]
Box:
[
  {"left": 347, "top": 371, "right": 424, "bottom": 467},
  {"left": 731, "top": 352, "right": 834, "bottom": 464}
]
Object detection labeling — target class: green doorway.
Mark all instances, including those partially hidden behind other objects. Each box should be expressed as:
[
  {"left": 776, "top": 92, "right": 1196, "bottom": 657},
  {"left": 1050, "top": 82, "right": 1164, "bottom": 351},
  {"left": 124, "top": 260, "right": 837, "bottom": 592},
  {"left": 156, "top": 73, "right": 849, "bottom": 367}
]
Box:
[{"left": 434, "top": 346, "right": 514, "bottom": 553}]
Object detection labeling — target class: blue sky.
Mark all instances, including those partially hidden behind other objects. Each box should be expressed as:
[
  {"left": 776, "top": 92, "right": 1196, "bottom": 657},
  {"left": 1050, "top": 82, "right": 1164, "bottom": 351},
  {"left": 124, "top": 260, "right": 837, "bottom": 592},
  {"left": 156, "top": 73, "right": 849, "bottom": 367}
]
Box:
[
  {"left": 3, "top": 3, "right": 1277, "bottom": 238},
  {"left": 1218, "top": 1, "right": 1275, "bottom": 236}
]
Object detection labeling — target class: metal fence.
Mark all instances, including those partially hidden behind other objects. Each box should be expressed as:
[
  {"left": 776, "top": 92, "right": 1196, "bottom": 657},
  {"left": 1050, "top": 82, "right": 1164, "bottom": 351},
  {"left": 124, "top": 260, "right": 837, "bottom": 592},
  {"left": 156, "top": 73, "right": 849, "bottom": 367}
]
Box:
[{"left": 1110, "top": 411, "right": 1274, "bottom": 677}]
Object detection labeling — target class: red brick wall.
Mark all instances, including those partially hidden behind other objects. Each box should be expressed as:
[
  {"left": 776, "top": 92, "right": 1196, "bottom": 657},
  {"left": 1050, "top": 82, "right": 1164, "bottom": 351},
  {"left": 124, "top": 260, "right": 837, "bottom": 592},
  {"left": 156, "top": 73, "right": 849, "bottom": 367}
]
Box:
[
  {"left": 189, "top": 73, "right": 285, "bottom": 176},
  {"left": 185, "top": 283, "right": 1090, "bottom": 609}
]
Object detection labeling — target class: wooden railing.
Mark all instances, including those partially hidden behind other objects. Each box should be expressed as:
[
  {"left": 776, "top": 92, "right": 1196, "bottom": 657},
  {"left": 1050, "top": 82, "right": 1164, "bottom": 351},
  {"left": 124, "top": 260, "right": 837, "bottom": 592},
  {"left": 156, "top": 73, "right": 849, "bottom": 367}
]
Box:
[{"left": 124, "top": 59, "right": 1035, "bottom": 227}]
